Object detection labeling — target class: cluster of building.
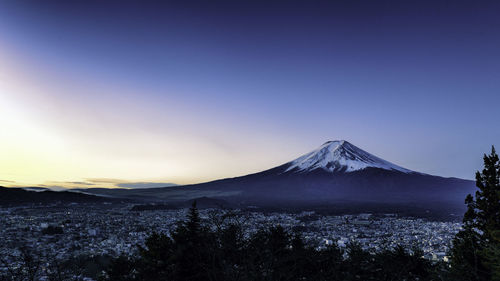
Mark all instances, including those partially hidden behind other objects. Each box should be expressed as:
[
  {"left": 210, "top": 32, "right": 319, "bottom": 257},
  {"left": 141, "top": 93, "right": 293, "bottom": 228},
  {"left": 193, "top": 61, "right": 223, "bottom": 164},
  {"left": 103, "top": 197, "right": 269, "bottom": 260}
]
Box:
[
  {"left": 239, "top": 211, "right": 460, "bottom": 261},
  {"left": 0, "top": 202, "right": 462, "bottom": 275}
]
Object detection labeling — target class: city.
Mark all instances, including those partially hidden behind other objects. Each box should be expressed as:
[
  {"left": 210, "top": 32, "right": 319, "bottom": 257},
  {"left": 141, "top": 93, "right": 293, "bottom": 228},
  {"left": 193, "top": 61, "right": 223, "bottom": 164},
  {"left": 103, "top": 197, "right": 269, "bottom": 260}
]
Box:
[{"left": 0, "top": 202, "right": 462, "bottom": 277}]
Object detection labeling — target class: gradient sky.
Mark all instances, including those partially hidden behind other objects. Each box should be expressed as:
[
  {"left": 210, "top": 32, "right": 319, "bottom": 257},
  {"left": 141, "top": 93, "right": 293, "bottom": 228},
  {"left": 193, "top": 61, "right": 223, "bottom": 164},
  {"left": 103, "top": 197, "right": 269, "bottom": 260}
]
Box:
[{"left": 0, "top": 0, "right": 499, "bottom": 189}]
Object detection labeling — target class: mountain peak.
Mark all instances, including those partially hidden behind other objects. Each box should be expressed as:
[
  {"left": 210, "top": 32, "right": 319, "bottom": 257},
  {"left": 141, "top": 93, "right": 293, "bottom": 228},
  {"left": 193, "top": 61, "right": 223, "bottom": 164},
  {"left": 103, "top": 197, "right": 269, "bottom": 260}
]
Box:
[
  {"left": 284, "top": 140, "right": 412, "bottom": 174},
  {"left": 322, "top": 140, "right": 346, "bottom": 146}
]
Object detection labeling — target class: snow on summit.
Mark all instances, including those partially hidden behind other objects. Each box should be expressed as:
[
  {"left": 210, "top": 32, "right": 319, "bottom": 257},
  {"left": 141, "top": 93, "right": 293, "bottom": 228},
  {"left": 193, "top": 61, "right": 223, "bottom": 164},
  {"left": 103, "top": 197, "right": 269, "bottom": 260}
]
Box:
[{"left": 285, "top": 140, "right": 412, "bottom": 173}]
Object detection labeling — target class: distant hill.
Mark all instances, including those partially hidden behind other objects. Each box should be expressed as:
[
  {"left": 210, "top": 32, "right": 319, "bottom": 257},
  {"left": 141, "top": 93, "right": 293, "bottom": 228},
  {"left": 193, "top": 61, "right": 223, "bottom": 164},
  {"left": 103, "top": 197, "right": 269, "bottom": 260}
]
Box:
[{"left": 0, "top": 186, "right": 122, "bottom": 206}]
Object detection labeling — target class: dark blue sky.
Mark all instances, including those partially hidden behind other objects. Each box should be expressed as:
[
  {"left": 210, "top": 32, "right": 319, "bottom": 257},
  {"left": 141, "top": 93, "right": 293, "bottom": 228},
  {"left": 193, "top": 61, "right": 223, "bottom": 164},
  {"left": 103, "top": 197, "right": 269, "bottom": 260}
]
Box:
[{"left": 0, "top": 0, "right": 499, "bottom": 186}]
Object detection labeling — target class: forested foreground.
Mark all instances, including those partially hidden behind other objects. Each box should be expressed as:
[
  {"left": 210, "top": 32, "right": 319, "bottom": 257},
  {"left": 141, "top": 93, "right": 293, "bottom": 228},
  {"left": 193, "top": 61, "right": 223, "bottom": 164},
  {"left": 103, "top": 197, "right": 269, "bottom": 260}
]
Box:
[{"left": 1, "top": 148, "right": 499, "bottom": 281}]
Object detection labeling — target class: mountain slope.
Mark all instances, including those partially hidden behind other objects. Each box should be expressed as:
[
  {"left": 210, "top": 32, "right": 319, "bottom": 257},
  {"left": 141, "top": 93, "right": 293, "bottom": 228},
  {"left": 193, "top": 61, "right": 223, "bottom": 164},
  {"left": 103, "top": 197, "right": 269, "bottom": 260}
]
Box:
[{"left": 79, "top": 141, "right": 476, "bottom": 209}]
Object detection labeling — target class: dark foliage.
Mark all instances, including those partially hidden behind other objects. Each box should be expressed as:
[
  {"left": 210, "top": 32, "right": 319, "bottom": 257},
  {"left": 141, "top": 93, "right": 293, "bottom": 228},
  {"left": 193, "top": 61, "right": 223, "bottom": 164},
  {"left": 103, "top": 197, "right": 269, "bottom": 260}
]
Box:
[
  {"left": 41, "top": 225, "right": 64, "bottom": 235},
  {"left": 449, "top": 146, "right": 500, "bottom": 281}
]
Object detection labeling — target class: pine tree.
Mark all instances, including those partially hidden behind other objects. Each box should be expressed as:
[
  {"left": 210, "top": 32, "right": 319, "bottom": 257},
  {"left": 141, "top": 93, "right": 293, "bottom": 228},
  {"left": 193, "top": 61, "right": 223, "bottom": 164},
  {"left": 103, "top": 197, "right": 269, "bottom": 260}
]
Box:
[
  {"left": 450, "top": 146, "right": 500, "bottom": 280},
  {"left": 474, "top": 147, "right": 500, "bottom": 237},
  {"left": 171, "top": 201, "right": 216, "bottom": 281},
  {"left": 186, "top": 201, "right": 201, "bottom": 239}
]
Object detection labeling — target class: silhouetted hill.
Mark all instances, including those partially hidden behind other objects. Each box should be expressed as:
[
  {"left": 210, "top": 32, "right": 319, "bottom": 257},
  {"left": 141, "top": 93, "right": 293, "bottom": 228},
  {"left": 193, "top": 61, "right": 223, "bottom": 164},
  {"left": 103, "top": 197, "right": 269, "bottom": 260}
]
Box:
[{"left": 0, "top": 186, "right": 121, "bottom": 206}]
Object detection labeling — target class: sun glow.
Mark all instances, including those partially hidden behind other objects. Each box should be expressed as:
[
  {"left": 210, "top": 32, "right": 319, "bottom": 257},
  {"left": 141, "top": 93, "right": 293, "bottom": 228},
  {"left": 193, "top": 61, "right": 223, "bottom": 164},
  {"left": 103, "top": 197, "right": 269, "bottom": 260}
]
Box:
[{"left": 0, "top": 53, "right": 284, "bottom": 189}]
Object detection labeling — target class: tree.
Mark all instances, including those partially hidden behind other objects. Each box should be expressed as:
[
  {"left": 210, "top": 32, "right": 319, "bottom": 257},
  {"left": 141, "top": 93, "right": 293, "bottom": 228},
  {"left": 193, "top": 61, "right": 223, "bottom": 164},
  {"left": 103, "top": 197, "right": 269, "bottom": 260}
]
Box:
[
  {"left": 473, "top": 147, "right": 500, "bottom": 238},
  {"left": 170, "top": 201, "right": 218, "bottom": 281},
  {"left": 41, "top": 225, "right": 64, "bottom": 235},
  {"left": 136, "top": 232, "right": 174, "bottom": 280},
  {"left": 101, "top": 255, "right": 136, "bottom": 281},
  {"left": 450, "top": 146, "right": 500, "bottom": 280}
]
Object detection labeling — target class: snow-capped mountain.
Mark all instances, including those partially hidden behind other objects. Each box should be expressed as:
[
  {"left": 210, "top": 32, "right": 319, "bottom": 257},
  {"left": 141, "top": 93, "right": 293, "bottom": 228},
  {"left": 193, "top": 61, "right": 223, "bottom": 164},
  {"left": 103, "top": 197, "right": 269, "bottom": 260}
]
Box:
[
  {"left": 284, "top": 140, "right": 412, "bottom": 173},
  {"left": 81, "top": 140, "right": 476, "bottom": 211},
  {"left": 161, "top": 140, "right": 475, "bottom": 205}
]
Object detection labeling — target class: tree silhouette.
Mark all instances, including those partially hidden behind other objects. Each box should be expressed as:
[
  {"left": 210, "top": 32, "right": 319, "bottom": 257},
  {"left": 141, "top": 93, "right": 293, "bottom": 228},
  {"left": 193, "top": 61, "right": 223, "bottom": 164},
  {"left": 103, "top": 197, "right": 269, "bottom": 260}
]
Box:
[{"left": 450, "top": 146, "right": 500, "bottom": 280}]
